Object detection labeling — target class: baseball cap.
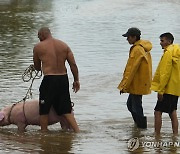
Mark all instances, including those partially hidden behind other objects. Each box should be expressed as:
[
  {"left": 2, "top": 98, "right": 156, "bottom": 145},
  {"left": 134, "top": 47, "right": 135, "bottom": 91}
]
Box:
[{"left": 122, "top": 27, "right": 141, "bottom": 37}]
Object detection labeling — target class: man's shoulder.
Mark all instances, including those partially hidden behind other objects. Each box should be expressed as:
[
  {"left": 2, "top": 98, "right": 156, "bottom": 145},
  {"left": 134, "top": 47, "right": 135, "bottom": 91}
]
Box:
[
  {"left": 33, "top": 42, "right": 44, "bottom": 51},
  {"left": 54, "top": 38, "right": 69, "bottom": 49},
  {"left": 130, "top": 44, "right": 143, "bottom": 53},
  {"left": 54, "top": 38, "right": 67, "bottom": 45}
]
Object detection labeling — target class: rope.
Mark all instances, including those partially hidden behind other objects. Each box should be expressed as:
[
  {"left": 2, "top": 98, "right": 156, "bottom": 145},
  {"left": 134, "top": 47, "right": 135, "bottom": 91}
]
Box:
[
  {"left": 21, "top": 65, "right": 42, "bottom": 102},
  {"left": 7, "top": 103, "right": 16, "bottom": 124}
]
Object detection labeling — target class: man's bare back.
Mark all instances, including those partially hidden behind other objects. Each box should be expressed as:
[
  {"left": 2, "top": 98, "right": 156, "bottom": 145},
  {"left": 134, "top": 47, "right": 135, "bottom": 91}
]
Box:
[{"left": 33, "top": 31, "right": 76, "bottom": 76}]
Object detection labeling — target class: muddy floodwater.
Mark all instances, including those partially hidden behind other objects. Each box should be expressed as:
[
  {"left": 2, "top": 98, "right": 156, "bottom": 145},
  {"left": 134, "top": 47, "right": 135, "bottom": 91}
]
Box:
[{"left": 0, "top": 0, "right": 180, "bottom": 153}]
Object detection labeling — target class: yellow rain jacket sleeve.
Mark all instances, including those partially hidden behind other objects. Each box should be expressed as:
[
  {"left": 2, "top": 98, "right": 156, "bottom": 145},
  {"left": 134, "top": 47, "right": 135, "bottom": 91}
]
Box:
[
  {"left": 151, "top": 44, "right": 180, "bottom": 96},
  {"left": 117, "top": 40, "right": 152, "bottom": 95}
]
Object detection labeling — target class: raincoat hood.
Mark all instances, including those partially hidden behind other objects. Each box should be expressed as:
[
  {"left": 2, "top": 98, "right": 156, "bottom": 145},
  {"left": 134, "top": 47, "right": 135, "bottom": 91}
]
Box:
[
  {"left": 166, "top": 44, "right": 180, "bottom": 58},
  {"left": 134, "top": 40, "right": 152, "bottom": 52}
]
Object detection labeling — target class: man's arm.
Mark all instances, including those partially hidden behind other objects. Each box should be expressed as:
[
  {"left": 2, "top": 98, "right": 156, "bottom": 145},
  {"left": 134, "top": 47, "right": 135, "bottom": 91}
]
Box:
[
  {"left": 67, "top": 47, "right": 80, "bottom": 93},
  {"left": 33, "top": 46, "right": 41, "bottom": 71}
]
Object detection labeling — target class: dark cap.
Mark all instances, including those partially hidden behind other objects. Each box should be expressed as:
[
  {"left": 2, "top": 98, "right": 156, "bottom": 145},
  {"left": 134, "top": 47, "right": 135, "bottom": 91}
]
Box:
[{"left": 122, "top": 27, "right": 141, "bottom": 37}]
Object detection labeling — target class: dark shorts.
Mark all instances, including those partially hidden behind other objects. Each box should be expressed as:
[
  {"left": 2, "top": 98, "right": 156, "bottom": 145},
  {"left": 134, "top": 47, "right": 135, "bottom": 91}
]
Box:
[
  {"left": 154, "top": 94, "right": 179, "bottom": 114},
  {"left": 39, "top": 74, "right": 72, "bottom": 116}
]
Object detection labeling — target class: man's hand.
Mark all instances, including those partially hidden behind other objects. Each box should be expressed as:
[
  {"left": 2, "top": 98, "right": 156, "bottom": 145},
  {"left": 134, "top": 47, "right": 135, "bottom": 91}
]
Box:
[
  {"left": 157, "top": 93, "right": 163, "bottom": 101},
  {"left": 120, "top": 90, "right": 124, "bottom": 95},
  {"left": 72, "top": 81, "right": 80, "bottom": 93}
]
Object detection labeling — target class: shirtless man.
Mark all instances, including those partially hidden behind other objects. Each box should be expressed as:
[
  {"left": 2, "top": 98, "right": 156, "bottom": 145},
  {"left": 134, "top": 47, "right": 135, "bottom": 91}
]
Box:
[{"left": 33, "top": 27, "right": 80, "bottom": 133}]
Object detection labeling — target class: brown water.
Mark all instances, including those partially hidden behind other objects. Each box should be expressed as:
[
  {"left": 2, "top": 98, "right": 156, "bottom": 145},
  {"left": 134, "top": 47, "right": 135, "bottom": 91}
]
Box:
[{"left": 0, "top": 0, "right": 180, "bottom": 153}]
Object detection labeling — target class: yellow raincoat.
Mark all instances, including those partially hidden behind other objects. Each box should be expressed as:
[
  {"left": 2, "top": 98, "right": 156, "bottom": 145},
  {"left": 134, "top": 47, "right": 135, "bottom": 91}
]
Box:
[
  {"left": 117, "top": 40, "right": 152, "bottom": 95},
  {"left": 151, "top": 44, "right": 180, "bottom": 96}
]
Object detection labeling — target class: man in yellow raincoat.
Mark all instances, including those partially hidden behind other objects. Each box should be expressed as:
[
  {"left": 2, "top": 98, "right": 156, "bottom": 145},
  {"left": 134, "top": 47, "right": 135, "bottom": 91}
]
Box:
[
  {"left": 118, "top": 27, "right": 152, "bottom": 129},
  {"left": 151, "top": 32, "right": 180, "bottom": 135}
]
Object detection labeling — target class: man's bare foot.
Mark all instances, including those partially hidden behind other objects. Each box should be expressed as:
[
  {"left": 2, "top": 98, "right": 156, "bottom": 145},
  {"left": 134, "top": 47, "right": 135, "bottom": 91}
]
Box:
[{"left": 40, "top": 129, "right": 49, "bottom": 133}]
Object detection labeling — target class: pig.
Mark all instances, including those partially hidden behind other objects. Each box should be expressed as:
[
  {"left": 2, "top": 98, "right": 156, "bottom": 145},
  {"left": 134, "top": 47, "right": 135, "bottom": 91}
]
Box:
[{"left": 0, "top": 99, "right": 72, "bottom": 132}]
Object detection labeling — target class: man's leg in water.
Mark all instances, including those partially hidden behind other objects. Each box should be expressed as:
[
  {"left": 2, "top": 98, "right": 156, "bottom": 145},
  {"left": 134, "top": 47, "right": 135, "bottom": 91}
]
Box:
[
  {"left": 64, "top": 113, "right": 80, "bottom": 133},
  {"left": 169, "top": 110, "right": 178, "bottom": 135},
  {"left": 154, "top": 111, "right": 162, "bottom": 135},
  {"left": 40, "top": 115, "right": 49, "bottom": 131}
]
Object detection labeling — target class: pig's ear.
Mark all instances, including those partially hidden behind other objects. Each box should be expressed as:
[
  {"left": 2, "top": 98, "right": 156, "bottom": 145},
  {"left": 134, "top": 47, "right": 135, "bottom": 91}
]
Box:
[{"left": 0, "top": 112, "right": 5, "bottom": 121}]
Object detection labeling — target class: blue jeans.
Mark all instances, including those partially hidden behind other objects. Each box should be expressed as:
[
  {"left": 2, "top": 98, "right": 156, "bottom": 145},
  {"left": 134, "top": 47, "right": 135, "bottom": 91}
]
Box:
[{"left": 127, "top": 94, "right": 147, "bottom": 128}]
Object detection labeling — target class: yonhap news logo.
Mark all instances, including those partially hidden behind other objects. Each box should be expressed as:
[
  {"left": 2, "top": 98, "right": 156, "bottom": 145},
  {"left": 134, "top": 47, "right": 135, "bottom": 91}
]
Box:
[
  {"left": 127, "top": 137, "right": 140, "bottom": 151},
  {"left": 127, "top": 137, "right": 180, "bottom": 151}
]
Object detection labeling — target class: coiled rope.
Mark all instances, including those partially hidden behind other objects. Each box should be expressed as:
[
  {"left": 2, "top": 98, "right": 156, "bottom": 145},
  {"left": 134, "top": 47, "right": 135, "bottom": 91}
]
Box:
[{"left": 21, "top": 65, "right": 42, "bottom": 101}]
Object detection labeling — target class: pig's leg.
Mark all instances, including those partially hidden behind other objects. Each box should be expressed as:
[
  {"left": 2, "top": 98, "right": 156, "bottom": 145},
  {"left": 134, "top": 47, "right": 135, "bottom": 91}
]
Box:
[{"left": 17, "top": 123, "right": 26, "bottom": 132}]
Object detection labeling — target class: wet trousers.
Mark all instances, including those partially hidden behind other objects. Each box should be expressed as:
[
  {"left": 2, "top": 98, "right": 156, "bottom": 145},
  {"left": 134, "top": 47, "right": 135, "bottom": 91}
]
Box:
[{"left": 127, "top": 94, "right": 147, "bottom": 129}]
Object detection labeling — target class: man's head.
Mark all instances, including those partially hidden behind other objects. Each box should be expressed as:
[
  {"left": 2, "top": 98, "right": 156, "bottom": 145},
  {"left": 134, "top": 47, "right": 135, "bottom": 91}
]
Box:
[
  {"left": 159, "top": 32, "right": 174, "bottom": 49},
  {"left": 122, "top": 27, "right": 141, "bottom": 45},
  {"left": 38, "top": 27, "right": 51, "bottom": 41}
]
